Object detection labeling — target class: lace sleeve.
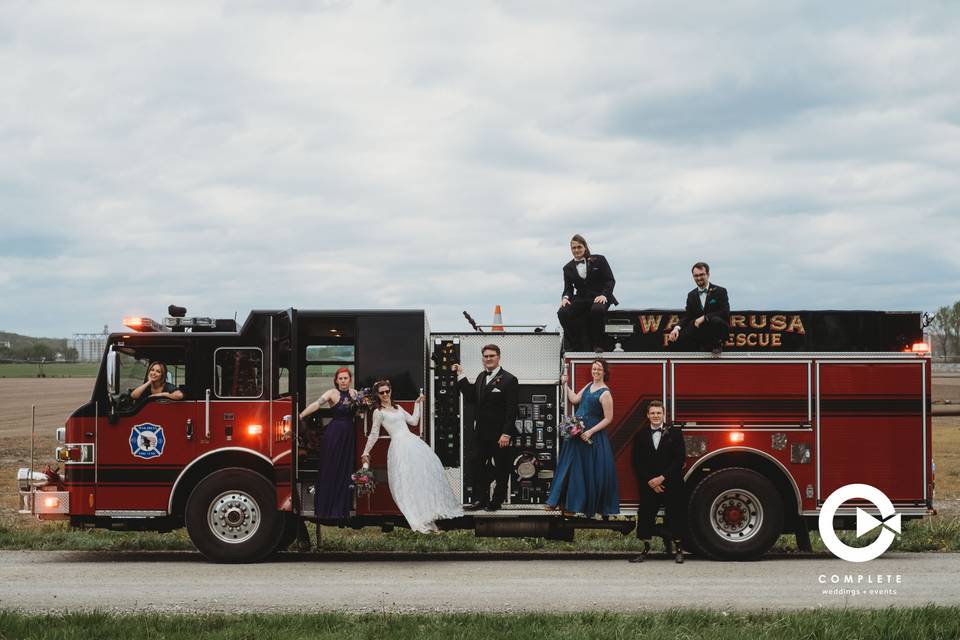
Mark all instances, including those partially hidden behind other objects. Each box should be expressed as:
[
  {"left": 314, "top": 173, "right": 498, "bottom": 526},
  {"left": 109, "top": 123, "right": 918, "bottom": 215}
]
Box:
[
  {"left": 403, "top": 403, "right": 421, "bottom": 427},
  {"left": 362, "top": 409, "right": 383, "bottom": 457}
]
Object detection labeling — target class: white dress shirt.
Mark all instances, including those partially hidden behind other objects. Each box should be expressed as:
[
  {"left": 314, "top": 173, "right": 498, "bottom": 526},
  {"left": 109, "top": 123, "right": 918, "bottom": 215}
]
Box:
[
  {"left": 650, "top": 423, "right": 665, "bottom": 450},
  {"left": 576, "top": 260, "right": 587, "bottom": 279}
]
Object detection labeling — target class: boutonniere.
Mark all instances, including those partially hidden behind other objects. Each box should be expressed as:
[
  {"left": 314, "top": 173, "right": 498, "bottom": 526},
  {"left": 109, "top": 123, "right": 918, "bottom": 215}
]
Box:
[{"left": 491, "top": 375, "right": 502, "bottom": 386}]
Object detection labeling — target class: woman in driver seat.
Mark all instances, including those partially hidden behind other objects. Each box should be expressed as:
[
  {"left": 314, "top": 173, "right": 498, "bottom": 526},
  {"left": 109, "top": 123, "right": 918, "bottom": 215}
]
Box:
[{"left": 131, "top": 361, "right": 184, "bottom": 401}]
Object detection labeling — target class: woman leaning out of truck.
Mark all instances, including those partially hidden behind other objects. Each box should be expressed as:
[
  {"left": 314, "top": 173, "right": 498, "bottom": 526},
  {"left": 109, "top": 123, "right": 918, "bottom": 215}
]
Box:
[{"left": 131, "top": 361, "right": 183, "bottom": 401}]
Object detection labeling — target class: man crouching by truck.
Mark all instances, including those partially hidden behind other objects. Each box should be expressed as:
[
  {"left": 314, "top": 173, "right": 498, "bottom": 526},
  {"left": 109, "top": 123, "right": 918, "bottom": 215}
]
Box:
[{"left": 630, "top": 400, "right": 686, "bottom": 564}]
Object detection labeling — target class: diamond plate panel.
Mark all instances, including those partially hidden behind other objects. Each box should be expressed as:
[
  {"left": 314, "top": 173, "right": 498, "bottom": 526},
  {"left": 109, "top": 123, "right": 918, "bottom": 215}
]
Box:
[
  {"left": 32, "top": 490, "right": 69, "bottom": 514},
  {"left": 444, "top": 467, "right": 463, "bottom": 502},
  {"left": 432, "top": 333, "right": 562, "bottom": 381}
]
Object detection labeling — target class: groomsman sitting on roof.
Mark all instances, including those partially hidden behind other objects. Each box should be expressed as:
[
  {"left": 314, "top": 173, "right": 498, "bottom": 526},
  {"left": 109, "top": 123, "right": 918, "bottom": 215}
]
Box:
[{"left": 667, "top": 261, "right": 730, "bottom": 355}]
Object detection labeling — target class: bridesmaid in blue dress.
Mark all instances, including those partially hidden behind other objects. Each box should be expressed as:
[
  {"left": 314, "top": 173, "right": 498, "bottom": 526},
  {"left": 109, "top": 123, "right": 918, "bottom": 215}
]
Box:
[
  {"left": 299, "top": 367, "right": 358, "bottom": 523},
  {"left": 545, "top": 359, "right": 620, "bottom": 516}
]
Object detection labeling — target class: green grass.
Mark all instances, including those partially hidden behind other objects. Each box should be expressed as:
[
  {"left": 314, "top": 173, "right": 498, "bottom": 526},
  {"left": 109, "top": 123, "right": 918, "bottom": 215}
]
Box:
[
  {"left": 0, "top": 521, "right": 194, "bottom": 552},
  {"left": 2, "top": 608, "right": 959, "bottom": 639},
  {"left": 3, "top": 514, "right": 959, "bottom": 553},
  {"left": 0, "top": 362, "right": 99, "bottom": 378}
]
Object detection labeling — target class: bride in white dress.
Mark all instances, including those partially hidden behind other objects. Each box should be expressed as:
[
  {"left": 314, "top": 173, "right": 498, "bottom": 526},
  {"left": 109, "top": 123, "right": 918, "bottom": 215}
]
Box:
[{"left": 360, "top": 380, "right": 464, "bottom": 533}]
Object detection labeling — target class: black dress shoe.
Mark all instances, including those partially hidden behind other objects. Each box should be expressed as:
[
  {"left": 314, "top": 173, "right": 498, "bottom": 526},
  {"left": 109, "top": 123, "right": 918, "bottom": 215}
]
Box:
[
  {"left": 464, "top": 501, "right": 487, "bottom": 511},
  {"left": 485, "top": 502, "right": 502, "bottom": 512},
  {"left": 628, "top": 540, "right": 651, "bottom": 563},
  {"left": 711, "top": 344, "right": 723, "bottom": 356}
]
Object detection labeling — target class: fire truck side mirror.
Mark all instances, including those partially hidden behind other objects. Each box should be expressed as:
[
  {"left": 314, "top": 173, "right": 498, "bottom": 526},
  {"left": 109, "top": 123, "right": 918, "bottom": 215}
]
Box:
[{"left": 106, "top": 349, "right": 120, "bottom": 397}]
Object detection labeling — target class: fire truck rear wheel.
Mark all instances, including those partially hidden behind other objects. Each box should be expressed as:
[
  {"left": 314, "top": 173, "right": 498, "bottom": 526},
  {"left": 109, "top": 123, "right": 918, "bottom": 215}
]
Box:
[
  {"left": 688, "top": 467, "right": 784, "bottom": 561},
  {"left": 185, "top": 468, "right": 283, "bottom": 563}
]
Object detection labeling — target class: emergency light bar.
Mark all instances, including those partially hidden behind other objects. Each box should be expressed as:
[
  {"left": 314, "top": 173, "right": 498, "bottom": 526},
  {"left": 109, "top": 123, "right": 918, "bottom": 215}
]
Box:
[
  {"left": 122, "top": 317, "right": 163, "bottom": 332},
  {"left": 164, "top": 316, "right": 216, "bottom": 329}
]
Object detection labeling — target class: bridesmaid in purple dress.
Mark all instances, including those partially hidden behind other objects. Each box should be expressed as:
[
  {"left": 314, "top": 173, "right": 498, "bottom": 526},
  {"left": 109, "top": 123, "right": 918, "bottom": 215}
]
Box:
[{"left": 299, "top": 367, "right": 358, "bottom": 523}]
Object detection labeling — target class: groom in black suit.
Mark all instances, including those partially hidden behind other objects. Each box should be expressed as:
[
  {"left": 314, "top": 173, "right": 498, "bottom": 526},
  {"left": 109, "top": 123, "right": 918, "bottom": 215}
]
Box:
[
  {"left": 454, "top": 344, "right": 519, "bottom": 512},
  {"left": 668, "top": 261, "right": 730, "bottom": 355},
  {"left": 630, "top": 400, "right": 687, "bottom": 564}
]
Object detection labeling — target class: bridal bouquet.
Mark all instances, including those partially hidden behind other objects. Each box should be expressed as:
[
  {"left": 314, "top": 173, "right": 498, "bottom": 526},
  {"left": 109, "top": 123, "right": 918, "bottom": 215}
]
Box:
[
  {"left": 351, "top": 387, "right": 373, "bottom": 413},
  {"left": 350, "top": 468, "right": 377, "bottom": 496},
  {"left": 559, "top": 414, "right": 592, "bottom": 445}
]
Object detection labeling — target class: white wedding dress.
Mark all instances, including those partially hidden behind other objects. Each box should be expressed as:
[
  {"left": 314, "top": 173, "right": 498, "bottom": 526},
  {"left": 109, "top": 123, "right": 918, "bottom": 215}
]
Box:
[{"left": 362, "top": 403, "right": 464, "bottom": 533}]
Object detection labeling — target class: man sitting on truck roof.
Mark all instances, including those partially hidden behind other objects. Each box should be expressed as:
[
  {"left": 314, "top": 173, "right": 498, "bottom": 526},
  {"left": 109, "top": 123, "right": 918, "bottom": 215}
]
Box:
[{"left": 667, "top": 261, "right": 730, "bottom": 356}]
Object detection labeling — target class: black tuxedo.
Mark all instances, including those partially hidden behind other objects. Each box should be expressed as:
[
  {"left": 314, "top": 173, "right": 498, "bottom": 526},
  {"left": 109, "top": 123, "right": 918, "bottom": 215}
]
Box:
[
  {"left": 558, "top": 254, "right": 618, "bottom": 351},
  {"left": 457, "top": 368, "right": 519, "bottom": 506},
  {"left": 632, "top": 423, "right": 687, "bottom": 540},
  {"left": 676, "top": 283, "right": 730, "bottom": 351}
]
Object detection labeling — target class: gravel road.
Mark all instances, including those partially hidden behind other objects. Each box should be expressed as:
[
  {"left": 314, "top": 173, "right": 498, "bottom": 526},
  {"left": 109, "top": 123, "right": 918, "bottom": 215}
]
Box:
[{"left": 2, "top": 551, "right": 959, "bottom": 613}]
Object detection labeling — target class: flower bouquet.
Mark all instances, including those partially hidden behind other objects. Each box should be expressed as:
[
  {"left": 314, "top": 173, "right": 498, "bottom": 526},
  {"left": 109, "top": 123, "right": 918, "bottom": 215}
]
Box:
[
  {"left": 351, "top": 387, "right": 373, "bottom": 413},
  {"left": 350, "top": 467, "right": 377, "bottom": 497},
  {"left": 558, "top": 414, "right": 592, "bottom": 445}
]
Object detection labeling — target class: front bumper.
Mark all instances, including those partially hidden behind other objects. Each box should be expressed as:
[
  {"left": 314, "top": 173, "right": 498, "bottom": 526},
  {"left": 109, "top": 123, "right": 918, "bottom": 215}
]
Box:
[{"left": 16, "top": 468, "right": 69, "bottom": 519}]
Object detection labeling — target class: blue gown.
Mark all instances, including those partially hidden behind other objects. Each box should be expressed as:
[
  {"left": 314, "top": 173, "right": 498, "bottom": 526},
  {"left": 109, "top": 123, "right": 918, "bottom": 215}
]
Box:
[
  {"left": 315, "top": 389, "right": 356, "bottom": 521},
  {"left": 547, "top": 384, "right": 620, "bottom": 516}
]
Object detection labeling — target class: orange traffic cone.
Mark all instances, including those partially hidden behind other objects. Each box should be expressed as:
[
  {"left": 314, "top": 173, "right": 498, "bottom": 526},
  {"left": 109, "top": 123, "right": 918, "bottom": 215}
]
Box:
[{"left": 492, "top": 305, "right": 504, "bottom": 332}]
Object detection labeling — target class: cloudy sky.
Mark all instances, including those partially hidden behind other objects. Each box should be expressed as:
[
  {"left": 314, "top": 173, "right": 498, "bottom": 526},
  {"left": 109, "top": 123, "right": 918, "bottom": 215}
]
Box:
[{"left": 1, "top": 1, "right": 958, "bottom": 338}]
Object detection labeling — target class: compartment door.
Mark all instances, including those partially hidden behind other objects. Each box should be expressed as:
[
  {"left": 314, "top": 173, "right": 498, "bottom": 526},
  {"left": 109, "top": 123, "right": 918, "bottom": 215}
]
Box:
[
  {"left": 816, "top": 361, "right": 926, "bottom": 503},
  {"left": 569, "top": 359, "right": 666, "bottom": 505}
]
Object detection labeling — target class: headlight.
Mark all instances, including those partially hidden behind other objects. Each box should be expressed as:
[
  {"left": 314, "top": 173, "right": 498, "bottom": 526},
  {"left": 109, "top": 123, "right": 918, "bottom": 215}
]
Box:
[{"left": 16, "top": 468, "right": 50, "bottom": 491}]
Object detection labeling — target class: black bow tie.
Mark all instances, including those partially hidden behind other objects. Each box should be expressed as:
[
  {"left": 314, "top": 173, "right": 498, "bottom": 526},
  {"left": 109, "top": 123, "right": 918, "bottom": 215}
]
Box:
[{"left": 651, "top": 426, "right": 663, "bottom": 432}]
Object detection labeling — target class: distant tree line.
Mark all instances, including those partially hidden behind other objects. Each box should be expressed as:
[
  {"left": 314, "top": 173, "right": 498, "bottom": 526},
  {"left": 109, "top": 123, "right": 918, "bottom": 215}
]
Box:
[
  {"left": 930, "top": 303, "right": 960, "bottom": 360},
  {"left": 0, "top": 332, "right": 76, "bottom": 363}
]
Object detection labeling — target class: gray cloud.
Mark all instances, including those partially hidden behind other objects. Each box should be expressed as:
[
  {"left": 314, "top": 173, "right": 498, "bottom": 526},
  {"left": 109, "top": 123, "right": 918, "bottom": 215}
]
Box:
[{"left": 1, "top": 1, "right": 958, "bottom": 338}]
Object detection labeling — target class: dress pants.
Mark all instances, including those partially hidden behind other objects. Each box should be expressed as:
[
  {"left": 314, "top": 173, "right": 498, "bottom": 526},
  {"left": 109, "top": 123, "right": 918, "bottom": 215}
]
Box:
[
  {"left": 558, "top": 299, "right": 610, "bottom": 351},
  {"left": 473, "top": 435, "right": 514, "bottom": 505},
  {"left": 636, "top": 484, "right": 686, "bottom": 541},
  {"left": 674, "top": 316, "right": 728, "bottom": 351}
]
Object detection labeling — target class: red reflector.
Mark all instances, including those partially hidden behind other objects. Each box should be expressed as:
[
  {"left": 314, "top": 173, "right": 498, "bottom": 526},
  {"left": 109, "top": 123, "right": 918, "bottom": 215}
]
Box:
[{"left": 729, "top": 432, "right": 745, "bottom": 443}]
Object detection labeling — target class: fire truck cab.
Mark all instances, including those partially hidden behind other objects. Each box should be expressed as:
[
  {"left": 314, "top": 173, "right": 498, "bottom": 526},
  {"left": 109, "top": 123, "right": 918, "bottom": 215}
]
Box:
[{"left": 17, "top": 306, "right": 932, "bottom": 563}]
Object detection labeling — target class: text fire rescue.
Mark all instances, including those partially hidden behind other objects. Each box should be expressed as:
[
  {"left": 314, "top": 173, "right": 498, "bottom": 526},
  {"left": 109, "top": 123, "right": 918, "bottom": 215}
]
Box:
[{"left": 640, "top": 313, "right": 807, "bottom": 348}]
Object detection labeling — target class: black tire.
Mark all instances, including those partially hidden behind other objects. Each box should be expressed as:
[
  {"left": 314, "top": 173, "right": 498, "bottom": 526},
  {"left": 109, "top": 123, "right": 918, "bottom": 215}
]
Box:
[
  {"left": 687, "top": 467, "right": 784, "bottom": 561},
  {"left": 185, "top": 468, "right": 283, "bottom": 563}
]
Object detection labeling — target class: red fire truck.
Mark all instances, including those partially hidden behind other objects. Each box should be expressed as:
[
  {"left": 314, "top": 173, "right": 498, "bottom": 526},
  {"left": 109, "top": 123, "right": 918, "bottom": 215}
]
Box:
[{"left": 17, "top": 306, "right": 933, "bottom": 562}]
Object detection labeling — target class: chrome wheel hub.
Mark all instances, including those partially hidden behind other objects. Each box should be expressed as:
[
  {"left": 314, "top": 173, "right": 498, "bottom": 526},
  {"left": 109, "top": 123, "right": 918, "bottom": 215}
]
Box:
[
  {"left": 709, "top": 489, "right": 763, "bottom": 542},
  {"left": 208, "top": 490, "right": 261, "bottom": 544}
]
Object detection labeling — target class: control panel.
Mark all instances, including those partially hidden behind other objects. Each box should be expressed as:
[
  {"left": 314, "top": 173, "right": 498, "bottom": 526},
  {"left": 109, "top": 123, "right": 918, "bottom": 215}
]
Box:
[
  {"left": 431, "top": 338, "right": 461, "bottom": 468},
  {"left": 509, "top": 384, "right": 559, "bottom": 505}
]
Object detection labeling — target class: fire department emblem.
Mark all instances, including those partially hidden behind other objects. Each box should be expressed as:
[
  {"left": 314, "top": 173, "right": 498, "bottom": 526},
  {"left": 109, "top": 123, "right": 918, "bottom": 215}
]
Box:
[{"left": 130, "top": 423, "right": 165, "bottom": 459}]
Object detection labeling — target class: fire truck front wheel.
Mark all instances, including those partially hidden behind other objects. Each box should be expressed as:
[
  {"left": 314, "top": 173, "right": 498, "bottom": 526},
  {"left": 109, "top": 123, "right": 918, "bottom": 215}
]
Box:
[
  {"left": 688, "top": 467, "right": 784, "bottom": 561},
  {"left": 185, "top": 468, "right": 284, "bottom": 563}
]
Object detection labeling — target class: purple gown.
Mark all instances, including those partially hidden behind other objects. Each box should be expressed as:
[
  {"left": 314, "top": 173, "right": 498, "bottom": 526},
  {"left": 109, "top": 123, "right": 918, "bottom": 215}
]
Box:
[{"left": 315, "top": 389, "right": 356, "bottom": 521}]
